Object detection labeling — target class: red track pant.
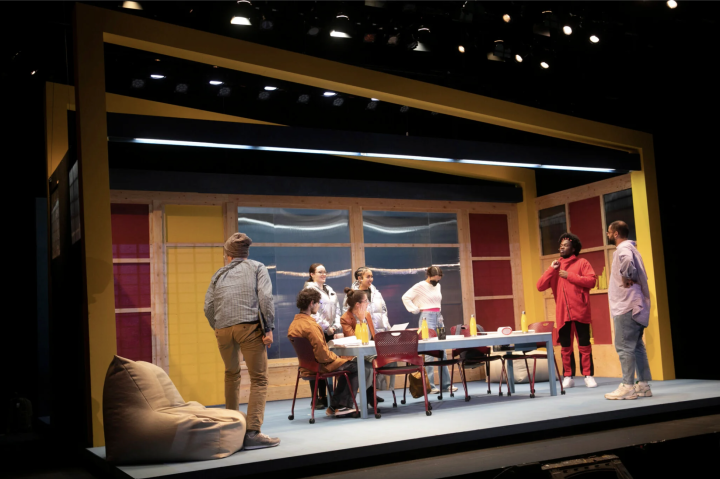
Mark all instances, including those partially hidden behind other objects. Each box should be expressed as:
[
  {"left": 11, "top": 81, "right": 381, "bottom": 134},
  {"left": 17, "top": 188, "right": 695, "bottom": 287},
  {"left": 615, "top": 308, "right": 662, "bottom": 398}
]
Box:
[{"left": 558, "top": 321, "right": 594, "bottom": 377}]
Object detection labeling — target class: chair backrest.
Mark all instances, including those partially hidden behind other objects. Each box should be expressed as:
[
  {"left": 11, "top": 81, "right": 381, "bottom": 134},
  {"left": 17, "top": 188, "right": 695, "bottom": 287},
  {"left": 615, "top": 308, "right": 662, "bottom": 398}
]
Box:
[
  {"left": 450, "top": 326, "right": 491, "bottom": 356},
  {"left": 374, "top": 331, "right": 422, "bottom": 368},
  {"left": 528, "top": 321, "right": 558, "bottom": 348},
  {"left": 451, "top": 323, "right": 485, "bottom": 335},
  {"left": 289, "top": 336, "right": 320, "bottom": 373}
]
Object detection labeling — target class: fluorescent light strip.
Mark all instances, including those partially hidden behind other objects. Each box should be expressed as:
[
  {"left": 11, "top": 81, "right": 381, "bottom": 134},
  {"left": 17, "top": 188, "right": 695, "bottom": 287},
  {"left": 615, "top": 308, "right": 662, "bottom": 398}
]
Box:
[{"left": 129, "top": 138, "right": 616, "bottom": 172}]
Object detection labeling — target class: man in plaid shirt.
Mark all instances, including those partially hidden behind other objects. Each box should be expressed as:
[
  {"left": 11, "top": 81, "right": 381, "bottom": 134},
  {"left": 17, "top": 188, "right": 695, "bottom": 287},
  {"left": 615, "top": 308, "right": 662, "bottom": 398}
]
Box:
[{"left": 204, "top": 232, "right": 280, "bottom": 450}]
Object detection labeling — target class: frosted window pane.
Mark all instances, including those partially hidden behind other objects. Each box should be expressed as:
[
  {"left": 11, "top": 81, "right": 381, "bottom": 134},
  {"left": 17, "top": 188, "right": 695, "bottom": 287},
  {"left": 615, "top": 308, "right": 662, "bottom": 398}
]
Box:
[
  {"left": 363, "top": 211, "right": 458, "bottom": 244},
  {"left": 238, "top": 207, "right": 350, "bottom": 243},
  {"left": 539, "top": 205, "right": 567, "bottom": 255},
  {"left": 604, "top": 189, "right": 636, "bottom": 241}
]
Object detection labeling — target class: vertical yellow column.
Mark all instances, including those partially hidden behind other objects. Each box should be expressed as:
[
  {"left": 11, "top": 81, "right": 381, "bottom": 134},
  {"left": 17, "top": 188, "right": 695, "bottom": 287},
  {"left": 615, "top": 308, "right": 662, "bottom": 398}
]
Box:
[
  {"left": 73, "top": 6, "right": 116, "bottom": 446},
  {"left": 516, "top": 179, "right": 545, "bottom": 324},
  {"left": 631, "top": 139, "right": 675, "bottom": 380}
]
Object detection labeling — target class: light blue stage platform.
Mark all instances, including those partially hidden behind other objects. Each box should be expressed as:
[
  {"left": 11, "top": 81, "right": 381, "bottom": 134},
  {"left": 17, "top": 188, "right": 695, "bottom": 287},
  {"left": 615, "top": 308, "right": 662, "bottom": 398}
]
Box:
[{"left": 87, "top": 378, "right": 720, "bottom": 479}]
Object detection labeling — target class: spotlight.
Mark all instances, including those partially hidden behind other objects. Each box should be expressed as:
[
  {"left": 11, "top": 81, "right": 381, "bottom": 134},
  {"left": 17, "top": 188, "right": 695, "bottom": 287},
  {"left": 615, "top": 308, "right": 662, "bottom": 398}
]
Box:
[
  {"left": 363, "top": 33, "right": 376, "bottom": 43},
  {"left": 366, "top": 101, "right": 378, "bottom": 110},
  {"left": 458, "top": 45, "right": 465, "bottom": 53},
  {"left": 264, "top": 86, "right": 277, "bottom": 91},
  {"left": 307, "top": 27, "right": 320, "bottom": 36},
  {"left": 260, "top": 19, "right": 274, "bottom": 30},
  {"left": 323, "top": 91, "right": 336, "bottom": 97},
  {"left": 297, "top": 94, "right": 310, "bottom": 104},
  {"left": 540, "top": 61, "right": 550, "bottom": 69},
  {"left": 258, "top": 91, "right": 270, "bottom": 100},
  {"left": 503, "top": 14, "right": 511, "bottom": 23},
  {"left": 590, "top": 35, "right": 600, "bottom": 44},
  {"left": 150, "top": 74, "right": 165, "bottom": 79},
  {"left": 209, "top": 80, "right": 224, "bottom": 85},
  {"left": 175, "top": 83, "right": 188, "bottom": 93},
  {"left": 122, "top": 1, "right": 142, "bottom": 10},
  {"left": 329, "top": 13, "right": 352, "bottom": 38},
  {"left": 387, "top": 35, "right": 398, "bottom": 45},
  {"left": 492, "top": 40, "right": 512, "bottom": 61},
  {"left": 371, "top": 98, "right": 379, "bottom": 101},
  {"left": 399, "top": 105, "right": 409, "bottom": 113},
  {"left": 218, "top": 87, "right": 232, "bottom": 97},
  {"left": 563, "top": 25, "right": 572, "bottom": 35},
  {"left": 667, "top": 0, "right": 678, "bottom": 8},
  {"left": 330, "top": 31, "right": 351, "bottom": 38},
  {"left": 515, "top": 54, "right": 523, "bottom": 63},
  {"left": 31, "top": 70, "right": 37, "bottom": 75},
  {"left": 131, "top": 79, "right": 145, "bottom": 89},
  {"left": 332, "top": 98, "right": 344, "bottom": 107},
  {"left": 231, "top": 0, "right": 253, "bottom": 25}
]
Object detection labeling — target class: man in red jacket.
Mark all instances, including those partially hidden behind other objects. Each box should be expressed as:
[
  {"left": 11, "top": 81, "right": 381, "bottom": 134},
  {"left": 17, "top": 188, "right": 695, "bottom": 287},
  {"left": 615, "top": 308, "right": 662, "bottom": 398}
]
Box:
[{"left": 537, "top": 233, "right": 598, "bottom": 389}]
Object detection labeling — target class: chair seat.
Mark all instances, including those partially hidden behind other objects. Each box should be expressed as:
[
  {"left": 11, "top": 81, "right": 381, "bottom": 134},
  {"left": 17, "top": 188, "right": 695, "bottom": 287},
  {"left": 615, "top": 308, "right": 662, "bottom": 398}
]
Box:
[
  {"left": 300, "top": 369, "right": 353, "bottom": 380},
  {"left": 376, "top": 365, "right": 422, "bottom": 376},
  {"left": 425, "top": 359, "right": 459, "bottom": 367}
]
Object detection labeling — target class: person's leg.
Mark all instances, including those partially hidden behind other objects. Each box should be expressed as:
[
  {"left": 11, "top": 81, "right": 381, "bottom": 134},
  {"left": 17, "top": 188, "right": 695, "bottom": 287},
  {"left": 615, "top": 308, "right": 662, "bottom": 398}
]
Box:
[
  {"left": 575, "top": 322, "right": 594, "bottom": 377},
  {"left": 557, "top": 322, "right": 575, "bottom": 377},
  {"left": 634, "top": 325, "right": 652, "bottom": 382},
  {"left": 613, "top": 311, "right": 641, "bottom": 385},
  {"left": 236, "top": 323, "right": 268, "bottom": 433},
  {"left": 330, "top": 362, "right": 358, "bottom": 409},
  {"left": 420, "top": 314, "right": 440, "bottom": 390},
  {"left": 215, "top": 325, "right": 242, "bottom": 410}
]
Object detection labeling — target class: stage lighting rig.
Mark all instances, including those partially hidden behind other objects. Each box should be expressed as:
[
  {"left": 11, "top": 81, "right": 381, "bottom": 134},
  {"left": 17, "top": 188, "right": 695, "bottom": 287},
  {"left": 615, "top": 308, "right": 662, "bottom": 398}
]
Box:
[
  {"left": 231, "top": 1, "right": 254, "bottom": 26},
  {"left": 329, "top": 14, "right": 353, "bottom": 38}
]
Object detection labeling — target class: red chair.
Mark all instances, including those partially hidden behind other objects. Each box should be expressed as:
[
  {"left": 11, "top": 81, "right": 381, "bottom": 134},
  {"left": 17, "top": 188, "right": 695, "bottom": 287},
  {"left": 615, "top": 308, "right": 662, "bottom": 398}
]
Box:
[
  {"left": 449, "top": 325, "right": 507, "bottom": 401},
  {"left": 372, "top": 331, "right": 431, "bottom": 419},
  {"left": 288, "top": 336, "right": 359, "bottom": 424},
  {"left": 406, "top": 329, "right": 465, "bottom": 401}
]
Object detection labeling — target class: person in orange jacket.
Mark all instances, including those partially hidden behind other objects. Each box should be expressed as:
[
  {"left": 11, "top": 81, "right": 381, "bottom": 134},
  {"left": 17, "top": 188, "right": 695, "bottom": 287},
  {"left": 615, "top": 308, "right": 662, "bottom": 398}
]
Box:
[{"left": 537, "top": 233, "right": 598, "bottom": 389}]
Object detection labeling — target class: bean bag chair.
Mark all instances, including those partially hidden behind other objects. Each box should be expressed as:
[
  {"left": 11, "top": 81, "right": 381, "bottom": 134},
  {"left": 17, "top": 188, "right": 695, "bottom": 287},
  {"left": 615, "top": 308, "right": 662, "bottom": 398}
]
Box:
[
  {"left": 488, "top": 352, "right": 550, "bottom": 384},
  {"left": 103, "top": 355, "right": 246, "bottom": 464}
]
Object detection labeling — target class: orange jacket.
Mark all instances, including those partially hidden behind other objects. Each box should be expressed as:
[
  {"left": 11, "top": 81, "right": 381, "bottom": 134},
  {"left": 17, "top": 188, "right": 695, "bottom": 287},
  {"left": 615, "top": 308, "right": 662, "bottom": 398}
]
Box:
[
  {"left": 340, "top": 310, "right": 376, "bottom": 340},
  {"left": 288, "top": 313, "right": 347, "bottom": 377},
  {"left": 536, "top": 255, "right": 597, "bottom": 330}
]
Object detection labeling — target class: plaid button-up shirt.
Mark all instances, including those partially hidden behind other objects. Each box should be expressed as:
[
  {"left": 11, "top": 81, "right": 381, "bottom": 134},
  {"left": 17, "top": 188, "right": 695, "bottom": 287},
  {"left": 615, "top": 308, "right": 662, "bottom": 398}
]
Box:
[{"left": 204, "top": 258, "right": 275, "bottom": 331}]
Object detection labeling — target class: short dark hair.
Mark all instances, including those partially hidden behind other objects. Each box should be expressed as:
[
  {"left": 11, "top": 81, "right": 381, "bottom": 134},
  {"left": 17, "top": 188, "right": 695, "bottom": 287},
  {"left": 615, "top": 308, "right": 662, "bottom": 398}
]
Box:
[
  {"left": 344, "top": 287, "right": 367, "bottom": 310},
  {"left": 297, "top": 288, "right": 321, "bottom": 311},
  {"left": 426, "top": 266, "right": 443, "bottom": 277},
  {"left": 609, "top": 221, "right": 630, "bottom": 239},
  {"left": 558, "top": 233, "right": 582, "bottom": 255}
]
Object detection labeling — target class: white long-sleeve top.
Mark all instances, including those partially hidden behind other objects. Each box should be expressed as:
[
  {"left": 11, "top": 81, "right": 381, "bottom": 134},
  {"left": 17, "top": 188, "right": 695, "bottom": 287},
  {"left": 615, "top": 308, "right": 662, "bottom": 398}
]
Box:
[
  {"left": 401, "top": 281, "right": 442, "bottom": 314},
  {"left": 304, "top": 282, "right": 341, "bottom": 332}
]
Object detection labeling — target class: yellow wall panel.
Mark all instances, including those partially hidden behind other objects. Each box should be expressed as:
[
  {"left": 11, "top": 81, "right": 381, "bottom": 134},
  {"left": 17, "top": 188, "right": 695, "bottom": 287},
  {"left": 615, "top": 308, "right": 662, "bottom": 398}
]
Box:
[
  {"left": 165, "top": 205, "right": 225, "bottom": 243},
  {"left": 167, "top": 246, "right": 226, "bottom": 406}
]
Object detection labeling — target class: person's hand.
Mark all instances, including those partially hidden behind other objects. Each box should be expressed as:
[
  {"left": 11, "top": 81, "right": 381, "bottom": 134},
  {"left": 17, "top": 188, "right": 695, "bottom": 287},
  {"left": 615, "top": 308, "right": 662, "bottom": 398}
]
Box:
[
  {"left": 623, "top": 277, "right": 635, "bottom": 288},
  {"left": 551, "top": 260, "right": 560, "bottom": 270},
  {"left": 262, "top": 330, "right": 273, "bottom": 348},
  {"left": 559, "top": 270, "right": 568, "bottom": 279},
  {"left": 327, "top": 326, "right": 335, "bottom": 335}
]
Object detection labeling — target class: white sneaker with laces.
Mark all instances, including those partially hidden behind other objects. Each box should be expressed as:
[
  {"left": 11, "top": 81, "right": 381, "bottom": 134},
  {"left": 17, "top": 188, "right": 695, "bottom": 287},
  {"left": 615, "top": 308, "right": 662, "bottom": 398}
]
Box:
[
  {"left": 334, "top": 407, "right": 356, "bottom": 416},
  {"left": 446, "top": 386, "right": 458, "bottom": 392},
  {"left": 634, "top": 382, "right": 652, "bottom": 397},
  {"left": 584, "top": 376, "right": 598, "bottom": 388},
  {"left": 605, "top": 383, "right": 638, "bottom": 400},
  {"left": 430, "top": 387, "right": 440, "bottom": 394},
  {"left": 562, "top": 377, "right": 575, "bottom": 389}
]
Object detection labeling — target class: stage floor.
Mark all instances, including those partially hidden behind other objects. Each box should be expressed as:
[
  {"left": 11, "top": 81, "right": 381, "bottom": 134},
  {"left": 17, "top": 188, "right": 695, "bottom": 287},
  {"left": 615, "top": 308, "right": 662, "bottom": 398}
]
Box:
[{"left": 88, "top": 378, "right": 720, "bottom": 479}]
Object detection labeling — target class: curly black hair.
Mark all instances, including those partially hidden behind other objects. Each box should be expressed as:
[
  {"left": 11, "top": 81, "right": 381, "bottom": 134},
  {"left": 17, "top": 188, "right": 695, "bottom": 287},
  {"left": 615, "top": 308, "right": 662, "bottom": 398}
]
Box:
[
  {"left": 297, "top": 288, "right": 321, "bottom": 311},
  {"left": 558, "top": 232, "right": 582, "bottom": 255}
]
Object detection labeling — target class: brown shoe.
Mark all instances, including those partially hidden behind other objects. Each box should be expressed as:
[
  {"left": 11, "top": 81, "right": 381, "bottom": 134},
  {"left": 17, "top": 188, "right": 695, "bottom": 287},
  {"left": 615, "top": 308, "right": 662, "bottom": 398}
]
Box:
[{"left": 244, "top": 431, "right": 280, "bottom": 450}]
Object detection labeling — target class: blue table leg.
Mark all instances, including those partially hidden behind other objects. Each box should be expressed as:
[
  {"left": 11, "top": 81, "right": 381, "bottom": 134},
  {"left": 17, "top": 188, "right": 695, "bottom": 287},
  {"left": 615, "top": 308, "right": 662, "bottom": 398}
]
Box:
[
  {"left": 506, "top": 355, "right": 516, "bottom": 394},
  {"left": 357, "top": 354, "right": 368, "bottom": 418},
  {"left": 546, "top": 340, "right": 558, "bottom": 396}
]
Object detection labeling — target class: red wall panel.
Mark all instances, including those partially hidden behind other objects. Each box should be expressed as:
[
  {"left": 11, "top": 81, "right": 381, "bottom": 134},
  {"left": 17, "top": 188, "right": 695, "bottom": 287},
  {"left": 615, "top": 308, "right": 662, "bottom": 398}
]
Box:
[
  {"left": 580, "top": 250, "right": 605, "bottom": 286},
  {"left": 114, "top": 263, "right": 152, "bottom": 309},
  {"left": 589, "top": 294, "right": 612, "bottom": 345},
  {"left": 475, "top": 299, "right": 515, "bottom": 331},
  {"left": 473, "top": 260, "right": 513, "bottom": 297},
  {"left": 111, "top": 203, "right": 150, "bottom": 258},
  {"left": 568, "top": 197, "right": 604, "bottom": 249},
  {"left": 115, "top": 312, "right": 152, "bottom": 363},
  {"left": 469, "top": 214, "right": 511, "bottom": 257}
]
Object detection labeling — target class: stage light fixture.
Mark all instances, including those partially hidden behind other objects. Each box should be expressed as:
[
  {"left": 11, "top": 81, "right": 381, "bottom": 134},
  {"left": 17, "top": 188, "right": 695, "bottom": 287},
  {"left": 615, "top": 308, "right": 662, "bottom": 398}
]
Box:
[
  {"left": 264, "top": 86, "right": 277, "bottom": 91},
  {"left": 260, "top": 19, "right": 274, "bottom": 30},
  {"left": 460, "top": 159, "right": 541, "bottom": 168},
  {"left": 458, "top": 45, "right": 465, "bottom": 53},
  {"left": 323, "top": 91, "right": 336, "bottom": 97},
  {"left": 31, "top": 70, "right": 37, "bottom": 75},
  {"left": 307, "top": 27, "right": 320, "bottom": 36},
  {"left": 122, "top": 1, "right": 142, "bottom": 10},
  {"left": 590, "top": 35, "right": 600, "bottom": 43},
  {"left": 131, "top": 79, "right": 145, "bottom": 89},
  {"left": 218, "top": 87, "right": 232, "bottom": 97},
  {"left": 540, "top": 61, "right": 550, "bottom": 69},
  {"left": 175, "top": 83, "right": 188, "bottom": 93},
  {"left": 515, "top": 54, "right": 523, "bottom": 63},
  {"left": 366, "top": 101, "right": 378, "bottom": 110},
  {"left": 364, "top": 33, "right": 376, "bottom": 43},
  {"left": 209, "top": 80, "right": 224, "bottom": 85},
  {"left": 563, "top": 25, "right": 572, "bottom": 35},
  {"left": 400, "top": 105, "right": 409, "bottom": 113},
  {"left": 371, "top": 98, "right": 379, "bottom": 101},
  {"left": 297, "top": 94, "right": 310, "bottom": 104},
  {"left": 258, "top": 91, "right": 270, "bottom": 100},
  {"left": 333, "top": 98, "right": 344, "bottom": 107},
  {"left": 330, "top": 13, "right": 352, "bottom": 38},
  {"left": 503, "top": 14, "right": 511, "bottom": 23},
  {"left": 667, "top": 0, "right": 678, "bottom": 9},
  {"left": 231, "top": 0, "right": 253, "bottom": 25},
  {"left": 330, "top": 30, "right": 351, "bottom": 38},
  {"left": 387, "top": 35, "right": 399, "bottom": 45},
  {"left": 150, "top": 74, "right": 166, "bottom": 79}
]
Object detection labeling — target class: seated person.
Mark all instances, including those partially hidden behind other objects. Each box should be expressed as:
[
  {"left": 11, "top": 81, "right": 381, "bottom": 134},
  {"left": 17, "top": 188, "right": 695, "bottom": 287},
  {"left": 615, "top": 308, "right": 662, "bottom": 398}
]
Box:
[{"left": 288, "top": 289, "right": 358, "bottom": 417}]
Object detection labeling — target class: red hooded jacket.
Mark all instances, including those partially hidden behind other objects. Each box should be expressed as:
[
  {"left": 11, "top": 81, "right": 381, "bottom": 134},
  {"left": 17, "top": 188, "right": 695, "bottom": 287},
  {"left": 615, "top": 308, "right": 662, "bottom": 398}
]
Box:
[{"left": 536, "top": 255, "right": 597, "bottom": 330}]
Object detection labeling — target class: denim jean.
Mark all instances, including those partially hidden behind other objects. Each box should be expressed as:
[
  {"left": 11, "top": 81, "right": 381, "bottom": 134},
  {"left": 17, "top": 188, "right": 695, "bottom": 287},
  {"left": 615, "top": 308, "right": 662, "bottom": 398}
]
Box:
[
  {"left": 613, "top": 311, "right": 652, "bottom": 385},
  {"left": 418, "top": 312, "right": 451, "bottom": 390}
]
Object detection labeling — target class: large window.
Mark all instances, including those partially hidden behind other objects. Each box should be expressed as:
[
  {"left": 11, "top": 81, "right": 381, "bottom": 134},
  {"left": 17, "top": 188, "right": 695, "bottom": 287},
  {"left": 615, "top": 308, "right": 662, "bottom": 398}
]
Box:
[
  {"left": 238, "top": 208, "right": 352, "bottom": 359},
  {"left": 604, "top": 189, "right": 636, "bottom": 241},
  {"left": 538, "top": 205, "right": 567, "bottom": 255}
]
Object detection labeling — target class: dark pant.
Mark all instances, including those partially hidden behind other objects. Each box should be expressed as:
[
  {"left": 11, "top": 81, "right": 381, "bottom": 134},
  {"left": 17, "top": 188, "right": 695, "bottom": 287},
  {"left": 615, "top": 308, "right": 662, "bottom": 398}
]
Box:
[
  {"left": 558, "top": 321, "right": 594, "bottom": 377},
  {"left": 330, "top": 362, "right": 359, "bottom": 409}
]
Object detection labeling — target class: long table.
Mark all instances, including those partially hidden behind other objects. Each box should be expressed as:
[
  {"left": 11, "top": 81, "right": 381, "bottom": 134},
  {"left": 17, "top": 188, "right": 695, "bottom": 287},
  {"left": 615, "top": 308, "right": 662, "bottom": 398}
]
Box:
[{"left": 330, "top": 332, "right": 556, "bottom": 419}]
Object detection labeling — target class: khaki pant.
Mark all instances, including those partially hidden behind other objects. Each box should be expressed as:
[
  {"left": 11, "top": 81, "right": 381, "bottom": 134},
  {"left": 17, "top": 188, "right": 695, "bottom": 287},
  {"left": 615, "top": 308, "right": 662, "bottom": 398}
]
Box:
[{"left": 215, "top": 323, "right": 268, "bottom": 432}]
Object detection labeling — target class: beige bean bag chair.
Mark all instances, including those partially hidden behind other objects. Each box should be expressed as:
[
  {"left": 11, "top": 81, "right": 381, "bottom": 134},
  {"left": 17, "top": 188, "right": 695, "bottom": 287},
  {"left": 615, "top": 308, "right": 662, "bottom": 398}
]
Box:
[
  {"left": 488, "top": 352, "right": 550, "bottom": 384},
  {"left": 103, "top": 355, "right": 246, "bottom": 464}
]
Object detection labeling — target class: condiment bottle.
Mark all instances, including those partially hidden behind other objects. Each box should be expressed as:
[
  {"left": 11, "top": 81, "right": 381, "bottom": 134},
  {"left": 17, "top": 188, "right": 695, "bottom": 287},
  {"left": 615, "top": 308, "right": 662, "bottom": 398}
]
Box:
[
  {"left": 469, "top": 314, "right": 477, "bottom": 336},
  {"left": 521, "top": 311, "right": 528, "bottom": 333},
  {"left": 361, "top": 319, "right": 370, "bottom": 345},
  {"left": 421, "top": 317, "right": 429, "bottom": 340}
]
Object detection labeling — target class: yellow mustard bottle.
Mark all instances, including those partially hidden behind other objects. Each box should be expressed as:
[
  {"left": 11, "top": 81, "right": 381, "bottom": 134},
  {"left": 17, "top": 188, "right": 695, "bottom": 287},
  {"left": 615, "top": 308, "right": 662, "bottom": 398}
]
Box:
[
  {"left": 469, "top": 314, "right": 477, "bottom": 336},
  {"left": 361, "top": 320, "right": 369, "bottom": 345},
  {"left": 521, "top": 311, "right": 528, "bottom": 332},
  {"left": 421, "top": 317, "right": 429, "bottom": 340}
]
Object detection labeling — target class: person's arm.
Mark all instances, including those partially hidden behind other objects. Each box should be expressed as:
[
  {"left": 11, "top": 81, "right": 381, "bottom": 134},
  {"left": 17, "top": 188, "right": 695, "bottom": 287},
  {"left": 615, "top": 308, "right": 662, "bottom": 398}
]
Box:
[
  {"left": 617, "top": 250, "right": 639, "bottom": 287},
  {"left": 307, "top": 327, "right": 339, "bottom": 364},
  {"left": 402, "top": 284, "right": 421, "bottom": 314},
  {"left": 377, "top": 291, "right": 391, "bottom": 330},
  {"left": 204, "top": 277, "right": 216, "bottom": 329},
  {"left": 257, "top": 265, "right": 275, "bottom": 331},
  {"left": 536, "top": 264, "right": 558, "bottom": 292},
  {"left": 341, "top": 315, "right": 355, "bottom": 338},
  {"left": 565, "top": 260, "right": 597, "bottom": 289}
]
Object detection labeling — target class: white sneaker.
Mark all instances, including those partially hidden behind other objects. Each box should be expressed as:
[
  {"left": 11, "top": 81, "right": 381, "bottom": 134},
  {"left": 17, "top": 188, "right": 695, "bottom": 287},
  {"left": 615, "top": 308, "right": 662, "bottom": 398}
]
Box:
[
  {"left": 584, "top": 376, "right": 598, "bottom": 388},
  {"left": 605, "top": 383, "right": 638, "bottom": 400},
  {"left": 634, "top": 382, "right": 652, "bottom": 397},
  {"left": 334, "top": 407, "right": 356, "bottom": 416},
  {"left": 446, "top": 386, "right": 458, "bottom": 392},
  {"left": 430, "top": 387, "right": 440, "bottom": 394},
  {"left": 562, "top": 377, "right": 575, "bottom": 389}
]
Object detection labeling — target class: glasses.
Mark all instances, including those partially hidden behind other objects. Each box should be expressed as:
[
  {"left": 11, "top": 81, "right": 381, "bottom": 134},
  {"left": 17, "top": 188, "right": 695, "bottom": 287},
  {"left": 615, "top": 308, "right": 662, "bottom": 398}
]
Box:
[
  {"left": 359, "top": 300, "right": 369, "bottom": 304},
  {"left": 316, "top": 272, "right": 328, "bottom": 275}
]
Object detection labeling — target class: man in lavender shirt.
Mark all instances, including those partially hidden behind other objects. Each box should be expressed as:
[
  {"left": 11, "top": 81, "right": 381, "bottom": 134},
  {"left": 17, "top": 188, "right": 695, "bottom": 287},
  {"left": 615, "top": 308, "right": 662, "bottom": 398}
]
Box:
[{"left": 604, "top": 221, "right": 653, "bottom": 400}]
